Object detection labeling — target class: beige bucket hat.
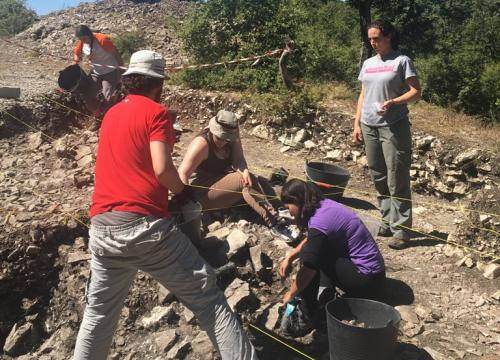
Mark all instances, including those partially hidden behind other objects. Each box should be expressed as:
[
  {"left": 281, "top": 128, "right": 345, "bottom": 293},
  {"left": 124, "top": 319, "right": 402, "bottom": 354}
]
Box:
[
  {"left": 209, "top": 110, "right": 239, "bottom": 142},
  {"left": 123, "top": 50, "right": 167, "bottom": 79}
]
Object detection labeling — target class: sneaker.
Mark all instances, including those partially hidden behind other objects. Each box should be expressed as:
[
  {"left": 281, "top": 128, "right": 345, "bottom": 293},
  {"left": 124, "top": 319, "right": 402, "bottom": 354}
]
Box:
[
  {"left": 388, "top": 237, "right": 409, "bottom": 250},
  {"left": 271, "top": 223, "right": 300, "bottom": 243},
  {"left": 278, "top": 207, "right": 294, "bottom": 220}
]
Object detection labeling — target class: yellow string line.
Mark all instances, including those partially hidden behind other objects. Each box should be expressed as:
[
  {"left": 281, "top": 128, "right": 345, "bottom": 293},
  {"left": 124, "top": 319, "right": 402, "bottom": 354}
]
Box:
[
  {"left": 0, "top": 108, "right": 80, "bottom": 153},
  {"left": 0, "top": 117, "right": 495, "bottom": 260},
  {"left": 2, "top": 104, "right": 497, "bottom": 257},
  {"left": 340, "top": 203, "right": 500, "bottom": 261},
  {"left": 1, "top": 108, "right": 58, "bottom": 142},
  {"left": 186, "top": 182, "right": 500, "bottom": 260},
  {"left": 40, "top": 94, "right": 99, "bottom": 122},
  {"left": 188, "top": 181, "right": 499, "bottom": 240},
  {"left": 36, "top": 83, "right": 500, "bottom": 219},
  {"left": 286, "top": 171, "right": 500, "bottom": 218},
  {"left": 2, "top": 167, "right": 498, "bottom": 260},
  {"left": 248, "top": 324, "right": 315, "bottom": 360},
  {"left": 473, "top": 226, "right": 500, "bottom": 237}
]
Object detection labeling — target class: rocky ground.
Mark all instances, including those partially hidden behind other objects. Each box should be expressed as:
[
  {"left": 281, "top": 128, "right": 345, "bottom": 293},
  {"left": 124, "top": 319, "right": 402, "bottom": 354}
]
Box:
[
  {"left": 1, "top": 85, "right": 499, "bottom": 360},
  {"left": 1, "top": 1, "right": 500, "bottom": 359},
  {"left": 16, "top": 0, "right": 189, "bottom": 65}
]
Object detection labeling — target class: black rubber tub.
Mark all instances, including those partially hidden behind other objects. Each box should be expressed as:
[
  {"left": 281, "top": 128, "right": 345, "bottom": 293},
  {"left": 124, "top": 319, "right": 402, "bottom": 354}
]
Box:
[
  {"left": 326, "top": 298, "right": 400, "bottom": 360},
  {"left": 58, "top": 64, "right": 93, "bottom": 93},
  {"left": 305, "top": 161, "right": 350, "bottom": 199}
]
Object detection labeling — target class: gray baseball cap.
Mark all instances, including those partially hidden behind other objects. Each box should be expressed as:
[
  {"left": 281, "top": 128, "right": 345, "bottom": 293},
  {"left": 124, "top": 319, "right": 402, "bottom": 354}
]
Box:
[{"left": 123, "top": 50, "right": 167, "bottom": 79}]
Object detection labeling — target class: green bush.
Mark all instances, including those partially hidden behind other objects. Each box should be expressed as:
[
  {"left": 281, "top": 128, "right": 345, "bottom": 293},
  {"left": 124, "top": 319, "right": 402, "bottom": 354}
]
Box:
[
  {"left": 479, "top": 62, "right": 500, "bottom": 122},
  {"left": 180, "top": 0, "right": 360, "bottom": 92},
  {"left": 180, "top": 0, "right": 500, "bottom": 122},
  {"left": 242, "top": 86, "right": 322, "bottom": 125},
  {"left": 113, "top": 31, "right": 146, "bottom": 63},
  {"left": 0, "top": 0, "right": 37, "bottom": 36}
]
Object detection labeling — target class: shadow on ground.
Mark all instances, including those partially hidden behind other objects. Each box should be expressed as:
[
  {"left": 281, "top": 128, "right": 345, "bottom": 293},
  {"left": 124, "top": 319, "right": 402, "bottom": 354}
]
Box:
[{"left": 336, "top": 196, "right": 378, "bottom": 211}]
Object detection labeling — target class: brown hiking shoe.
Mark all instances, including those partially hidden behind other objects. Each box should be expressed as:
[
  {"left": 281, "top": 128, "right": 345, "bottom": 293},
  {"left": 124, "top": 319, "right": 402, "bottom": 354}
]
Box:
[{"left": 388, "top": 237, "right": 409, "bottom": 250}]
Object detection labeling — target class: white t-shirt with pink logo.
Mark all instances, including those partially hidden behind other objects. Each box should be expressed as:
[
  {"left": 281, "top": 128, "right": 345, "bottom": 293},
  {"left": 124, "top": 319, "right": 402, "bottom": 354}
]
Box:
[
  {"left": 358, "top": 51, "right": 417, "bottom": 127},
  {"left": 83, "top": 41, "right": 118, "bottom": 76}
]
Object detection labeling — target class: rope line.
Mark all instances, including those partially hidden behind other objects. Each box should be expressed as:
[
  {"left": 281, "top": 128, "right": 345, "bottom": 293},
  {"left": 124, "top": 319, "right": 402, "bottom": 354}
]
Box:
[
  {"left": 337, "top": 202, "right": 500, "bottom": 261},
  {"left": 1, "top": 104, "right": 497, "bottom": 259},
  {"left": 4, "top": 35, "right": 495, "bottom": 219},
  {"left": 2, "top": 167, "right": 498, "bottom": 261},
  {"left": 288, "top": 171, "right": 500, "bottom": 218},
  {"left": 0, "top": 108, "right": 58, "bottom": 142},
  {"left": 0, "top": 108, "right": 80, "bottom": 153},
  {"left": 248, "top": 324, "right": 315, "bottom": 360},
  {"left": 40, "top": 94, "right": 98, "bottom": 121},
  {"left": 0, "top": 38, "right": 283, "bottom": 74}
]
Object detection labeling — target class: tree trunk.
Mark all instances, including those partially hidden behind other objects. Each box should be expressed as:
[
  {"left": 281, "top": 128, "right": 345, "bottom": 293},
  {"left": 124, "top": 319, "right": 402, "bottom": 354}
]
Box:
[
  {"left": 279, "top": 41, "right": 294, "bottom": 90},
  {"left": 358, "top": 0, "right": 372, "bottom": 68}
]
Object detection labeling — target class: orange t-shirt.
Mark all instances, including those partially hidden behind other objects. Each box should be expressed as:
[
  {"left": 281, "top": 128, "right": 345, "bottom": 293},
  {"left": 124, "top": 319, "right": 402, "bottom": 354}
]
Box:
[{"left": 74, "top": 32, "right": 115, "bottom": 57}]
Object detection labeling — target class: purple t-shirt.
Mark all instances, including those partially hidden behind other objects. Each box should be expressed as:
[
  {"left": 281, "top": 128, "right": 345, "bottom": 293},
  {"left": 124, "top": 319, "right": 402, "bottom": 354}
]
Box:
[{"left": 303, "top": 199, "right": 384, "bottom": 275}]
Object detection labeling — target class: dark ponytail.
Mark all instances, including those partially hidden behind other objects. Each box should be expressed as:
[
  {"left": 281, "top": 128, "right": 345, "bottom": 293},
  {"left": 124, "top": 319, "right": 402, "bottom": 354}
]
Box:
[
  {"left": 75, "top": 25, "right": 93, "bottom": 38},
  {"left": 369, "top": 19, "right": 399, "bottom": 50},
  {"left": 281, "top": 179, "right": 324, "bottom": 229}
]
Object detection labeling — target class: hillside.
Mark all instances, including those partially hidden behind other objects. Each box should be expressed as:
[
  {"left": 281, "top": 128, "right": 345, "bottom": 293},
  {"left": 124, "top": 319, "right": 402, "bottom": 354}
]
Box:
[{"left": 16, "top": 0, "right": 189, "bottom": 64}]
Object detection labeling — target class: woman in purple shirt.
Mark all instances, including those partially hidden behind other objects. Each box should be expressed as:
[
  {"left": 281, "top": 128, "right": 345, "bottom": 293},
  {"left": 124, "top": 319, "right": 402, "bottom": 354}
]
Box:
[{"left": 279, "top": 179, "right": 386, "bottom": 314}]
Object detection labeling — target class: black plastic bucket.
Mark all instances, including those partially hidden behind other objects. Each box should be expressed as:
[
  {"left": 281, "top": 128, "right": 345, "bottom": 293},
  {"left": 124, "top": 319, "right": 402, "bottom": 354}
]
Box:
[
  {"left": 326, "top": 298, "right": 400, "bottom": 360},
  {"left": 58, "top": 64, "right": 93, "bottom": 93},
  {"left": 305, "top": 161, "right": 350, "bottom": 199}
]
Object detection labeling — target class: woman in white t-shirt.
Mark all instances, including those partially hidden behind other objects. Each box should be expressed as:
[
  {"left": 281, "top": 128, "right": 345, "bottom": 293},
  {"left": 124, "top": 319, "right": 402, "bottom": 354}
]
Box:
[
  {"left": 73, "top": 25, "right": 124, "bottom": 115},
  {"left": 353, "top": 19, "right": 421, "bottom": 250}
]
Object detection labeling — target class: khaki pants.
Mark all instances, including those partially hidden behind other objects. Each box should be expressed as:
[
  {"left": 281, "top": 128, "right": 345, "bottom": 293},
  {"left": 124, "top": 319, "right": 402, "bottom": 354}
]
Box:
[
  {"left": 74, "top": 216, "right": 257, "bottom": 360},
  {"left": 192, "top": 172, "right": 279, "bottom": 227},
  {"left": 361, "top": 119, "right": 412, "bottom": 240}
]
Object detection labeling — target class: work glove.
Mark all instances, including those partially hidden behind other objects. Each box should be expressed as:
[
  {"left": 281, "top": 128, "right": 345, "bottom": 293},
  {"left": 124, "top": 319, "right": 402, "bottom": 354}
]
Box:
[{"left": 170, "top": 185, "right": 195, "bottom": 211}]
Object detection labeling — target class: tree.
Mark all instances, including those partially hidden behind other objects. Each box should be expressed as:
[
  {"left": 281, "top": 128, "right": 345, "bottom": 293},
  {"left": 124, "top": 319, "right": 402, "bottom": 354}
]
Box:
[
  {"left": 0, "top": 0, "right": 37, "bottom": 36},
  {"left": 346, "top": 0, "right": 373, "bottom": 66}
]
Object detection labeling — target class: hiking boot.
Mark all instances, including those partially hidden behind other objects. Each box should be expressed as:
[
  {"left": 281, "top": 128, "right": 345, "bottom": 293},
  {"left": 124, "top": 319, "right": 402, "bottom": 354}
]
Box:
[
  {"left": 215, "top": 262, "right": 236, "bottom": 288},
  {"left": 388, "top": 237, "right": 409, "bottom": 250},
  {"left": 271, "top": 223, "right": 300, "bottom": 243},
  {"left": 378, "top": 227, "right": 393, "bottom": 237}
]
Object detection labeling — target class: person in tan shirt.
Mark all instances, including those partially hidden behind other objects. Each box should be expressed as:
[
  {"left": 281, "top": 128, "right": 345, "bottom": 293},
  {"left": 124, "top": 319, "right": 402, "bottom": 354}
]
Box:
[{"left": 73, "top": 25, "right": 123, "bottom": 115}]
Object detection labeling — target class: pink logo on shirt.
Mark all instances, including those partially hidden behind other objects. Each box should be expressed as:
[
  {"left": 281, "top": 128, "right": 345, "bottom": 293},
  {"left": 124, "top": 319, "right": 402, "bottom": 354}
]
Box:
[{"left": 365, "top": 65, "right": 395, "bottom": 74}]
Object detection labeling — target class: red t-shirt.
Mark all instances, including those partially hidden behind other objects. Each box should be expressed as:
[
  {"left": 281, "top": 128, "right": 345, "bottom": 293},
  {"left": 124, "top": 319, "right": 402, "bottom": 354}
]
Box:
[{"left": 90, "top": 94, "right": 175, "bottom": 219}]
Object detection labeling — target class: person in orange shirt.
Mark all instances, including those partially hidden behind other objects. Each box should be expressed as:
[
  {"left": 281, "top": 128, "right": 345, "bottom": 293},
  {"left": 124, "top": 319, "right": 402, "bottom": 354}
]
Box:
[{"left": 73, "top": 25, "right": 124, "bottom": 115}]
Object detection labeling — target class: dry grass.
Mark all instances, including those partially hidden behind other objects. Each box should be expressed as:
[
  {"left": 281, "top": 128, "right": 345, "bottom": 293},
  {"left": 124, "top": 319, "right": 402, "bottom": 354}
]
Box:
[
  {"left": 316, "top": 82, "right": 500, "bottom": 153},
  {"left": 410, "top": 102, "right": 500, "bottom": 153}
]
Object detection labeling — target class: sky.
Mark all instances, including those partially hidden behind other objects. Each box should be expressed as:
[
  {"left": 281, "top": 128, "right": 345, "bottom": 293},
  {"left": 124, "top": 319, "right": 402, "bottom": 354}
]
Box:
[{"left": 26, "top": 0, "right": 96, "bottom": 15}]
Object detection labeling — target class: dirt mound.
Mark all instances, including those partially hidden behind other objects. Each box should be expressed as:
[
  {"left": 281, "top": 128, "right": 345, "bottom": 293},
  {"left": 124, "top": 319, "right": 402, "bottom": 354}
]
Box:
[{"left": 16, "top": 0, "right": 190, "bottom": 64}]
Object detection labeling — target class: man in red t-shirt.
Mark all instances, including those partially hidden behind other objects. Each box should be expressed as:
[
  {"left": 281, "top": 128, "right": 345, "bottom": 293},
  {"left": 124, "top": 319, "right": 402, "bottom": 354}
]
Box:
[{"left": 73, "top": 50, "right": 257, "bottom": 360}]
